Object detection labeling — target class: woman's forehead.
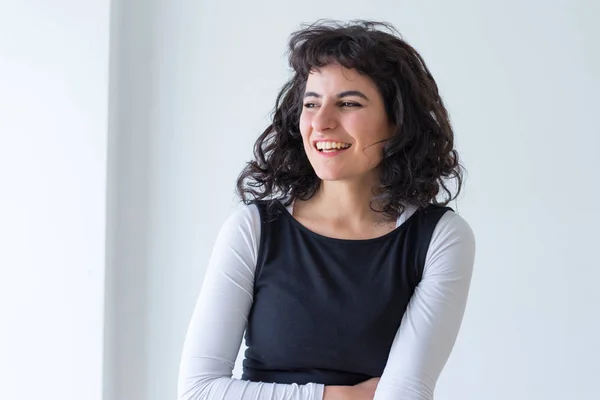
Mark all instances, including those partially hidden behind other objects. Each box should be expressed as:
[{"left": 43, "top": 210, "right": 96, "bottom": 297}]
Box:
[{"left": 305, "top": 64, "right": 374, "bottom": 91}]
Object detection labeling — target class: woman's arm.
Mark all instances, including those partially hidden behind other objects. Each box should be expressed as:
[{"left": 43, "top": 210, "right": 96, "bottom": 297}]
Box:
[
  {"left": 373, "top": 211, "right": 476, "bottom": 400},
  {"left": 177, "top": 205, "right": 324, "bottom": 400}
]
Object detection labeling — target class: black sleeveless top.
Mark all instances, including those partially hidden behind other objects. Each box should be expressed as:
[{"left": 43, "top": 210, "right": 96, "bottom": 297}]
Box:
[{"left": 241, "top": 200, "right": 452, "bottom": 386}]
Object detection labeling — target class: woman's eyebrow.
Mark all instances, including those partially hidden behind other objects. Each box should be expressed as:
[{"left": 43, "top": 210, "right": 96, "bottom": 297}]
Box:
[
  {"left": 303, "top": 90, "right": 369, "bottom": 100},
  {"left": 337, "top": 90, "right": 369, "bottom": 100}
]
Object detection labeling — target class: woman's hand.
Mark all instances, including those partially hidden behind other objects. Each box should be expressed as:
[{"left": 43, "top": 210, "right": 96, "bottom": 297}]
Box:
[
  {"left": 351, "top": 378, "right": 380, "bottom": 400},
  {"left": 323, "top": 378, "right": 380, "bottom": 400}
]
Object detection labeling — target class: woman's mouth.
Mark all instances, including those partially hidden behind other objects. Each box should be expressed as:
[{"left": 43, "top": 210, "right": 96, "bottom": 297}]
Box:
[{"left": 314, "top": 141, "right": 352, "bottom": 155}]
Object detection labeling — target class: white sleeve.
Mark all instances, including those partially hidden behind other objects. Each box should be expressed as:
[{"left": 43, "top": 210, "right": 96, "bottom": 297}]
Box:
[
  {"left": 177, "top": 205, "right": 325, "bottom": 400},
  {"left": 373, "top": 211, "right": 476, "bottom": 400}
]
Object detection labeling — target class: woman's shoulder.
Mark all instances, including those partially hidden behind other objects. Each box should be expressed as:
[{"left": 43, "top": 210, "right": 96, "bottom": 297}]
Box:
[
  {"left": 411, "top": 202, "right": 474, "bottom": 240},
  {"left": 435, "top": 208, "right": 475, "bottom": 243},
  {"left": 424, "top": 207, "right": 476, "bottom": 274},
  {"left": 221, "top": 203, "right": 262, "bottom": 234},
  {"left": 209, "top": 203, "right": 263, "bottom": 268}
]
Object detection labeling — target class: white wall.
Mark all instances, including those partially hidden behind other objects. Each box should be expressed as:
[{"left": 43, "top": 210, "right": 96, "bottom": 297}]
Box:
[
  {"left": 0, "top": 1, "right": 110, "bottom": 400},
  {"left": 103, "top": 0, "right": 155, "bottom": 398}
]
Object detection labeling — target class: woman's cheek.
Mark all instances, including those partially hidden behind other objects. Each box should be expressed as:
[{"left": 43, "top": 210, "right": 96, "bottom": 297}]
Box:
[{"left": 299, "top": 115, "right": 312, "bottom": 138}]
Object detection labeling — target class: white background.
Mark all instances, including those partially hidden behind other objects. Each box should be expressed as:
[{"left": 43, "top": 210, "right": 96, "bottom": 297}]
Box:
[
  {"left": 0, "top": 1, "right": 109, "bottom": 400},
  {"left": 1, "top": 1, "right": 598, "bottom": 399}
]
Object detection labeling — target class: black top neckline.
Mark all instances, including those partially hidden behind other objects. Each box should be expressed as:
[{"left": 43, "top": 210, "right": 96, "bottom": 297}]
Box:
[{"left": 274, "top": 201, "right": 425, "bottom": 244}]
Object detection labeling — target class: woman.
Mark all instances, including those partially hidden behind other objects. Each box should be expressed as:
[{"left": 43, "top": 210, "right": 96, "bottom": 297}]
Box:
[{"left": 178, "top": 20, "right": 475, "bottom": 400}]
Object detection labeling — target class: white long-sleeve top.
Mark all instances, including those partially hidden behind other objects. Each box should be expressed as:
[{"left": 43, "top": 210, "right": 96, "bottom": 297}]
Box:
[{"left": 178, "top": 202, "right": 475, "bottom": 400}]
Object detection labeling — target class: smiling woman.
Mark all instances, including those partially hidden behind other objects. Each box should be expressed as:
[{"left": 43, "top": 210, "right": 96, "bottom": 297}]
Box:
[
  {"left": 300, "top": 65, "right": 392, "bottom": 182},
  {"left": 178, "top": 20, "right": 475, "bottom": 400},
  {"left": 234, "top": 20, "right": 462, "bottom": 221}
]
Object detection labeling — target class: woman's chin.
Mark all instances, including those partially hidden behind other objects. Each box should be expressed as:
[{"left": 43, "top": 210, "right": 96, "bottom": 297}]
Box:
[{"left": 315, "top": 171, "right": 349, "bottom": 182}]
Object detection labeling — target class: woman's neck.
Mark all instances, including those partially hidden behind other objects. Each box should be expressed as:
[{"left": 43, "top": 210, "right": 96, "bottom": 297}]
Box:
[{"left": 295, "top": 178, "right": 391, "bottom": 226}]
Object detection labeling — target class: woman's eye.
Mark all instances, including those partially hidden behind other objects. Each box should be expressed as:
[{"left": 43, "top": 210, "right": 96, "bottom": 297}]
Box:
[{"left": 303, "top": 102, "right": 361, "bottom": 109}]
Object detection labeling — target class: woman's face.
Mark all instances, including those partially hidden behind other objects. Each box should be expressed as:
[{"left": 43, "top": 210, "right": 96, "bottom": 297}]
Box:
[{"left": 299, "top": 64, "right": 393, "bottom": 184}]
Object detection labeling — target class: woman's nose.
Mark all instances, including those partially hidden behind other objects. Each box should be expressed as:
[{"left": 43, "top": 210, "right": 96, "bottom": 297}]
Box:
[{"left": 311, "top": 105, "right": 337, "bottom": 132}]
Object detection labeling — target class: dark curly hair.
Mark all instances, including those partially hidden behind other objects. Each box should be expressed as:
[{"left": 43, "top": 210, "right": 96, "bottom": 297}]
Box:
[{"left": 236, "top": 19, "right": 464, "bottom": 220}]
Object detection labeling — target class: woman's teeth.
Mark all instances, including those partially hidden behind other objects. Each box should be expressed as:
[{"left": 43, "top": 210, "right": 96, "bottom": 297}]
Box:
[{"left": 315, "top": 141, "right": 351, "bottom": 151}]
